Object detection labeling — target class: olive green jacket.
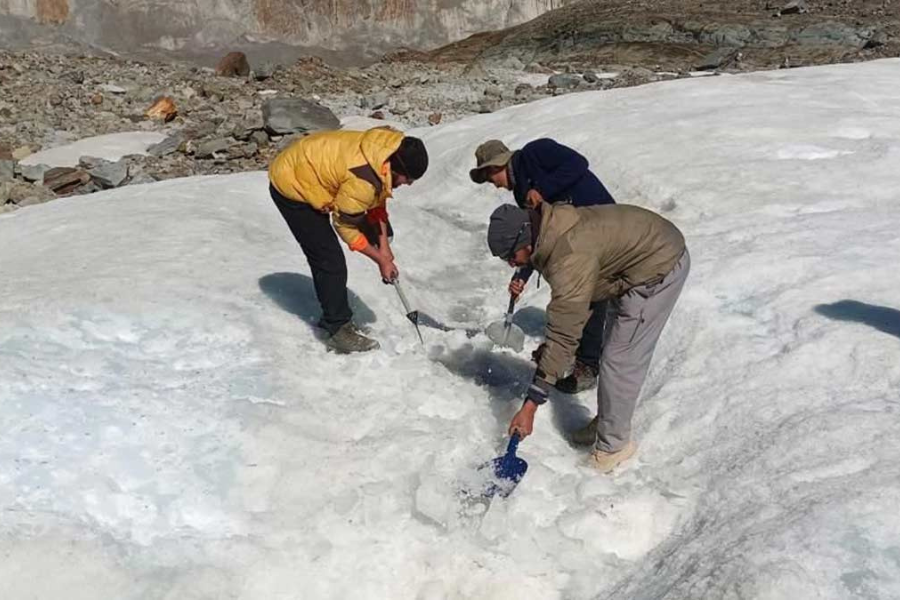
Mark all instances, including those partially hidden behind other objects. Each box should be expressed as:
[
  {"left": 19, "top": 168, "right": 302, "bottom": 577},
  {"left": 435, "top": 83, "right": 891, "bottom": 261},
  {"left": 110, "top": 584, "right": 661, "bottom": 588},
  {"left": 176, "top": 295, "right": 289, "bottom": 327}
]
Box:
[{"left": 530, "top": 203, "right": 685, "bottom": 383}]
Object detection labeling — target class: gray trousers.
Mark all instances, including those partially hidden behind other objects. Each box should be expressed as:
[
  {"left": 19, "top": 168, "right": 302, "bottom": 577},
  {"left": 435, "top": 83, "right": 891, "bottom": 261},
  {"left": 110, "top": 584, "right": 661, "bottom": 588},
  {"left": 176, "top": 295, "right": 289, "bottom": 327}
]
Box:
[{"left": 595, "top": 249, "right": 690, "bottom": 453}]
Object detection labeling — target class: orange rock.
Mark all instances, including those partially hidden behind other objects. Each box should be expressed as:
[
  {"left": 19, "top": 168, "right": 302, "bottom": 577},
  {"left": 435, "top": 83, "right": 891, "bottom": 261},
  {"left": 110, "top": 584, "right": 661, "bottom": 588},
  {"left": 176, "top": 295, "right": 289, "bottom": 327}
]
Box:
[
  {"left": 216, "top": 52, "right": 251, "bottom": 78},
  {"left": 36, "top": 0, "right": 69, "bottom": 25},
  {"left": 145, "top": 96, "right": 177, "bottom": 122},
  {"left": 90, "top": 93, "right": 103, "bottom": 105}
]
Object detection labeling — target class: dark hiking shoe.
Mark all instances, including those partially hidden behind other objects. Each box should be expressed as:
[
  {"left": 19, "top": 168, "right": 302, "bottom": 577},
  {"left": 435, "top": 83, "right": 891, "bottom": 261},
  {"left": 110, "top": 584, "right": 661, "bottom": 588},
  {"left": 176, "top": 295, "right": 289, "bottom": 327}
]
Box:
[
  {"left": 326, "top": 323, "right": 380, "bottom": 354},
  {"left": 571, "top": 416, "right": 598, "bottom": 446},
  {"left": 555, "top": 361, "right": 599, "bottom": 394}
]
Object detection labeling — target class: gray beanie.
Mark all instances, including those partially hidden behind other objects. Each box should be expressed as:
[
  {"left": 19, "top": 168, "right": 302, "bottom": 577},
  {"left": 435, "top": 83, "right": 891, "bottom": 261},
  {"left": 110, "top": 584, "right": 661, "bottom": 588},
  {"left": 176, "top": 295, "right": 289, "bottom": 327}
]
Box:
[{"left": 487, "top": 205, "right": 531, "bottom": 259}]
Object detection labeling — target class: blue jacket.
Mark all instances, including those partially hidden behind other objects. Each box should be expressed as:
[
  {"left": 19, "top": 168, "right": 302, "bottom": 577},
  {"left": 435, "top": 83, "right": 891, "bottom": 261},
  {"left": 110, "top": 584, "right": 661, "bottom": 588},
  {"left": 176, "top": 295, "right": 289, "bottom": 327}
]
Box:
[{"left": 510, "top": 138, "right": 615, "bottom": 208}]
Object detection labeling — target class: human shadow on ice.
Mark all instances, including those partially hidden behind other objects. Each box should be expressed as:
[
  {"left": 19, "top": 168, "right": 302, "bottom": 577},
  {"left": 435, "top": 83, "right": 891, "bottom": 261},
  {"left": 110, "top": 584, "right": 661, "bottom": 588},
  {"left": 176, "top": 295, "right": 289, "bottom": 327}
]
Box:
[
  {"left": 815, "top": 300, "right": 900, "bottom": 340},
  {"left": 432, "top": 342, "right": 591, "bottom": 439},
  {"left": 258, "top": 272, "right": 377, "bottom": 329},
  {"left": 511, "top": 306, "right": 546, "bottom": 337},
  {"left": 414, "top": 304, "right": 544, "bottom": 338},
  {"left": 548, "top": 390, "right": 594, "bottom": 442}
]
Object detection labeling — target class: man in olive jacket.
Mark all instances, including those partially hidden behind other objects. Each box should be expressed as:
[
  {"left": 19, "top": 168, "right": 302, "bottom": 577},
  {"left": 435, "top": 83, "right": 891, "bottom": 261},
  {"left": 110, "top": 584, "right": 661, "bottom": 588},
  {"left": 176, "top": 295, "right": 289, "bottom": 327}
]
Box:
[{"left": 487, "top": 202, "right": 690, "bottom": 472}]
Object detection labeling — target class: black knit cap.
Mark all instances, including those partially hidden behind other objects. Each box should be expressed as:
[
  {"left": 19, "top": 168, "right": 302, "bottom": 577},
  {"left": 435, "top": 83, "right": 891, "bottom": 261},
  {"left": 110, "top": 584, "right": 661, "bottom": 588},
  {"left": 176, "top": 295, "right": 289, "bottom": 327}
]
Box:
[{"left": 390, "top": 136, "right": 429, "bottom": 180}]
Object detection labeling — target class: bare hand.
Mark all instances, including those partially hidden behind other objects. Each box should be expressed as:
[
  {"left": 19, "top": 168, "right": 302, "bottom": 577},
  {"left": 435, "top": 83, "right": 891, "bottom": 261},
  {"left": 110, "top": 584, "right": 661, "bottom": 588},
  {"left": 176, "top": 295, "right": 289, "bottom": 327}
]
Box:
[
  {"left": 508, "top": 278, "right": 526, "bottom": 300},
  {"left": 509, "top": 401, "right": 538, "bottom": 438},
  {"left": 526, "top": 188, "right": 544, "bottom": 209},
  {"left": 379, "top": 258, "right": 399, "bottom": 282}
]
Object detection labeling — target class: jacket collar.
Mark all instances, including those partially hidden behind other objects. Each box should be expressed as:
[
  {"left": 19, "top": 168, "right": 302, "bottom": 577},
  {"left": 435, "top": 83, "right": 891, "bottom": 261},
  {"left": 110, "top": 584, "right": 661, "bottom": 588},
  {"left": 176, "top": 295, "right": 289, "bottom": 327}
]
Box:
[{"left": 506, "top": 152, "right": 518, "bottom": 190}]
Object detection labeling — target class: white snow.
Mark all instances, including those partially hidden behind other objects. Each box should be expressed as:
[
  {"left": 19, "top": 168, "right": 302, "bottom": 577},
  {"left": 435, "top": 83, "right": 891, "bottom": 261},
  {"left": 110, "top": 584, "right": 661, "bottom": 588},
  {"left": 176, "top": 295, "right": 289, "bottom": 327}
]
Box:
[
  {"left": 515, "top": 72, "right": 557, "bottom": 87},
  {"left": 19, "top": 131, "right": 167, "bottom": 167},
  {"left": 586, "top": 71, "right": 620, "bottom": 80},
  {"left": 2, "top": 58, "right": 900, "bottom": 599},
  {"left": 340, "top": 114, "right": 408, "bottom": 131}
]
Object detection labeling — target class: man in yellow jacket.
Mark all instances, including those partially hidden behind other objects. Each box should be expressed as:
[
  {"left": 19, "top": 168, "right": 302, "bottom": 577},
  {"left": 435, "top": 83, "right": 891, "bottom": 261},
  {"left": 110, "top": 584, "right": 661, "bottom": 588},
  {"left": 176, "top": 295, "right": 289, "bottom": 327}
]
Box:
[{"left": 268, "top": 127, "right": 429, "bottom": 353}]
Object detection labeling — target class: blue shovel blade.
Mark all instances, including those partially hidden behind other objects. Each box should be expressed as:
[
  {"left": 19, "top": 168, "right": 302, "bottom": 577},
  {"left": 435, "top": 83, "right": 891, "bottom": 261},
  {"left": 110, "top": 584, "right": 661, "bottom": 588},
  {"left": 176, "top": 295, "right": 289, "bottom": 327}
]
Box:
[{"left": 477, "top": 434, "right": 529, "bottom": 499}]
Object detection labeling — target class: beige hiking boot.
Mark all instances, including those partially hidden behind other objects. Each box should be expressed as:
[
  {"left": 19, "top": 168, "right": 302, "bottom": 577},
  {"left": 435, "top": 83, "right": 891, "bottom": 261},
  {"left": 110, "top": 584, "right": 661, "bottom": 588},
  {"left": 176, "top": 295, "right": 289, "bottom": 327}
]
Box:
[
  {"left": 571, "top": 416, "right": 599, "bottom": 446},
  {"left": 589, "top": 441, "right": 637, "bottom": 473}
]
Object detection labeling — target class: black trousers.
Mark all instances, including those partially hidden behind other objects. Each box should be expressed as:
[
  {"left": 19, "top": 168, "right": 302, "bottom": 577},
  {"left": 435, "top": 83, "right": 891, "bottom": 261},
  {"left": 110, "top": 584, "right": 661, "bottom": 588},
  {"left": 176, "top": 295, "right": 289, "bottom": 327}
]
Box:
[
  {"left": 270, "top": 185, "right": 351, "bottom": 335},
  {"left": 576, "top": 300, "right": 608, "bottom": 369}
]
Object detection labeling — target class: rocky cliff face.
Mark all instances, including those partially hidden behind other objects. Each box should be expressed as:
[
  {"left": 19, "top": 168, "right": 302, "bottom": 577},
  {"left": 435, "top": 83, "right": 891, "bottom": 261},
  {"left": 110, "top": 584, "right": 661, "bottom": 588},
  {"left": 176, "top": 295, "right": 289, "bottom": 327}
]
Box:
[
  {"left": 426, "top": 0, "right": 900, "bottom": 72},
  {"left": 0, "top": 0, "right": 571, "bottom": 63}
]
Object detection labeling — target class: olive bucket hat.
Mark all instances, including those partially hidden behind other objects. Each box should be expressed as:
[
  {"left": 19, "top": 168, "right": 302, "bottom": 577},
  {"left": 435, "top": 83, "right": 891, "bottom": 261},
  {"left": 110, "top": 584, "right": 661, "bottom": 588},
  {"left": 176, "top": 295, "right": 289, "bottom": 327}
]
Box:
[{"left": 469, "top": 139, "right": 514, "bottom": 183}]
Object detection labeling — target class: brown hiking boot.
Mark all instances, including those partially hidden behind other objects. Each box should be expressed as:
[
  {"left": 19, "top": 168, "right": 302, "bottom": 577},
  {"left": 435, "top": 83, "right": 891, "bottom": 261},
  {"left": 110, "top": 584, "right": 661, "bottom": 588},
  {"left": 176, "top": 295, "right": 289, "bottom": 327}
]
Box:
[
  {"left": 555, "top": 361, "right": 599, "bottom": 394},
  {"left": 571, "top": 416, "right": 598, "bottom": 445},
  {"left": 326, "top": 322, "right": 380, "bottom": 354},
  {"left": 589, "top": 441, "right": 637, "bottom": 473}
]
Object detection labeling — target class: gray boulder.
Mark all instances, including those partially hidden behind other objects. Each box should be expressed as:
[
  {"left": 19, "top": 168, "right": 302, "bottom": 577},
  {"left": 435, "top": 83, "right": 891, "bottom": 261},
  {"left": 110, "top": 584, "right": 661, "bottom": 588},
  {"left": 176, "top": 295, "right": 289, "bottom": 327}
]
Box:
[
  {"left": 128, "top": 174, "right": 158, "bottom": 186},
  {"left": 254, "top": 62, "right": 277, "bottom": 81},
  {"left": 147, "top": 134, "right": 184, "bottom": 158},
  {"left": 195, "top": 138, "right": 234, "bottom": 159},
  {"left": 696, "top": 48, "right": 739, "bottom": 71},
  {"left": 249, "top": 130, "right": 270, "bottom": 146},
  {"left": 701, "top": 24, "right": 753, "bottom": 47},
  {"left": 89, "top": 160, "right": 129, "bottom": 188},
  {"left": 0, "top": 159, "right": 14, "bottom": 182},
  {"left": 515, "top": 83, "right": 535, "bottom": 96},
  {"left": 99, "top": 83, "right": 127, "bottom": 94},
  {"left": 779, "top": 0, "right": 808, "bottom": 15},
  {"left": 865, "top": 30, "right": 889, "bottom": 49},
  {"left": 477, "top": 98, "right": 500, "bottom": 114},
  {"left": 233, "top": 112, "right": 265, "bottom": 140},
  {"left": 548, "top": 74, "right": 582, "bottom": 89},
  {"left": 793, "top": 22, "right": 871, "bottom": 47},
  {"left": 263, "top": 98, "right": 340, "bottom": 135},
  {"left": 19, "top": 163, "right": 51, "bottom": 184},
  {"left": 78, "top": 156, "right": 107, "bottom": 170},
  {"left": 361, "top": 91, "right": 390, "bottom": 110}
]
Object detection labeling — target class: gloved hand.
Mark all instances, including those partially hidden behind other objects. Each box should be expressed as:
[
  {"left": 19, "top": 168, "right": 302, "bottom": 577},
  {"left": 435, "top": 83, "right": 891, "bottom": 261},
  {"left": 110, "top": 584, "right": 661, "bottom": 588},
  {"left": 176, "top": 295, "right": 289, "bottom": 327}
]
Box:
[{"left": 531, "top": 342, "right": 546, "bottom": 364}]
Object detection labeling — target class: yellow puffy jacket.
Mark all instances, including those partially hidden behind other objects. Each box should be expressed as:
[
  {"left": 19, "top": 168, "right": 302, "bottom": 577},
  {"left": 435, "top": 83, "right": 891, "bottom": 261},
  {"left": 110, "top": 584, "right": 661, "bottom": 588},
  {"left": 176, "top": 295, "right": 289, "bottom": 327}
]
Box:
[{"left": 268, "top": 128, "right": 404, "bottom": 250}]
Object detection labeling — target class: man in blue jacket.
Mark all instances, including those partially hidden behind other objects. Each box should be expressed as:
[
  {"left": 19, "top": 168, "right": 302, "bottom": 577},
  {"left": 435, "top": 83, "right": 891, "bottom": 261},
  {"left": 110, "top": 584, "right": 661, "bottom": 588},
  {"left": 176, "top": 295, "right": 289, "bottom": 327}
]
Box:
[{"left": 470, "top": 138, "right": 616, "bottom": 393}]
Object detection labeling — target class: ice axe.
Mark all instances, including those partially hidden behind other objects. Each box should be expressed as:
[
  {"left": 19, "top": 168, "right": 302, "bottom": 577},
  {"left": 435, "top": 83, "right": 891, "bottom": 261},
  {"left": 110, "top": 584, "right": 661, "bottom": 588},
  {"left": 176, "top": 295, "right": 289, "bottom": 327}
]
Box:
[
  {"left": 485, "top": 270, "right": 527, "bottom": 352},
  {"left": 390, "top": 276, "right": 424, "bottom": 346}
]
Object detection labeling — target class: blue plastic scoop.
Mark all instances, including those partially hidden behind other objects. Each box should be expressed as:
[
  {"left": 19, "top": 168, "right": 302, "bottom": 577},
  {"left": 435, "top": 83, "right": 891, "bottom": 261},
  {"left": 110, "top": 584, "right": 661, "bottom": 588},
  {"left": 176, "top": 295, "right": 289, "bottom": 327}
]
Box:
[{"left": 478, "top": 433, "right": 529, "bottom": 498}]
